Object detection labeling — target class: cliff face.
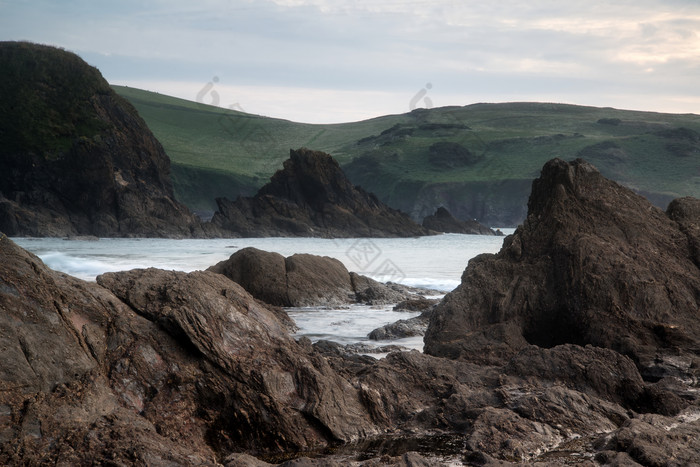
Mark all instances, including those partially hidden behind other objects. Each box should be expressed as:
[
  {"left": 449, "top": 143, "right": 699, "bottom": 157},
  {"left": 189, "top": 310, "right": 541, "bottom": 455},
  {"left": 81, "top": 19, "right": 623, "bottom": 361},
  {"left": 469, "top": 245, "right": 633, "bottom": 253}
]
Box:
[
  {"left": 0, "top": 42, "right": 204, "bottom": 237},
  {"left": 212, "top": 148, "right": 434, "bottom": 237}
]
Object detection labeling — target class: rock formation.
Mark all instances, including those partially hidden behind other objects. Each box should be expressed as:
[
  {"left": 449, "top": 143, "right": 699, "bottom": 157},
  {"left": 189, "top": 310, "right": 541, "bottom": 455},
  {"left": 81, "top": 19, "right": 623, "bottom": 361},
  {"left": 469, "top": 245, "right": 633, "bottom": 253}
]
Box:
[
  {"left": 0, "top": 42, "right": 210, "bottom": 237},
  {"left": 212, "top": 148, "right": 434, "bottom": 237},
  {"left": 425, "top": 158, "right": 700, "bottom": 382},
  {"left": 0, "top": 234, "right": 378, "bottom": 464},
  {"left": 208, "top": 246, "right": 430, "bottom": 307},
  {"left": 422, "top": 206, "right": 502, "bottom": 235},
  {"left": 2, "top": 158, "right": 700, "bottom": 465}
]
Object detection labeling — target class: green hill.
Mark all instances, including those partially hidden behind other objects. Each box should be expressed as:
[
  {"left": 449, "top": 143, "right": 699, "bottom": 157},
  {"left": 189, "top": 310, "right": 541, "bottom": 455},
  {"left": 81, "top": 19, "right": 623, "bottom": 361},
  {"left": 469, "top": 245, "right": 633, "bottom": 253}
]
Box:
[{"left": 113, "top": 86, "right": 700, "bottom": 226}]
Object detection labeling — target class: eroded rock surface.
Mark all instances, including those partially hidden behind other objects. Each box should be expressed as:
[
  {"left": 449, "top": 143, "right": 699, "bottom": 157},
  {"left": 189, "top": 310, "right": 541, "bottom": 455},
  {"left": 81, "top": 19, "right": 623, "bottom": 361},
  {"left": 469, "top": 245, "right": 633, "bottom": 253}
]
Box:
[{"left": 0, "top": 42, "right": 209, "bottom": 238}]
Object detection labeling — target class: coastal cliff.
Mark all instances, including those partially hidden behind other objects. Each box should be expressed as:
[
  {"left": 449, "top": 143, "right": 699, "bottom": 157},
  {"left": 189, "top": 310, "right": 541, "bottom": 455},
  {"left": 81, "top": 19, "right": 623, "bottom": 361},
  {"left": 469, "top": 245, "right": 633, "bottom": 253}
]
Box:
[{"left": 0, "top": 42, "right": 207, "bottom": 237}]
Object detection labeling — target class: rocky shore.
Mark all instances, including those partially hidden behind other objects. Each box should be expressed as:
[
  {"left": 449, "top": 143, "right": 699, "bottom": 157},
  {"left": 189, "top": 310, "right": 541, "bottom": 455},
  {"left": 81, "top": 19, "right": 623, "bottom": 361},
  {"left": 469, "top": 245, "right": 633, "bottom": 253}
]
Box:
[{"left": 1, "top": 158, "right": 699, "bottom": 465}]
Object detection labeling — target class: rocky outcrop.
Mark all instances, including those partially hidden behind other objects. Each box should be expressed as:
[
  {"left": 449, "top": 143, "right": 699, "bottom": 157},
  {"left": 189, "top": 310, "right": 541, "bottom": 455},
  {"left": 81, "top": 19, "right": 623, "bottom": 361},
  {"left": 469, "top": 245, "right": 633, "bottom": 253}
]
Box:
[
  {"left": 0, "top": 42, "right": 210, "bottom": 238},
  {"left": 422, "top": 206, "right": 502, "bottom": 235},
  {"left": 211, "top": 148, "right": 434, "bottom": 238},
  {"left": 2, "top": 159, "right": 700, "bottom": 465},
  {"left": 208, "top": 247, "right": 431, "bottom": 307},
  {"left": 0, "top": 234, "right": 381, "bottom": 464},
  {"left": 425, "top": 158, "right": 700, "bottom": 383}
]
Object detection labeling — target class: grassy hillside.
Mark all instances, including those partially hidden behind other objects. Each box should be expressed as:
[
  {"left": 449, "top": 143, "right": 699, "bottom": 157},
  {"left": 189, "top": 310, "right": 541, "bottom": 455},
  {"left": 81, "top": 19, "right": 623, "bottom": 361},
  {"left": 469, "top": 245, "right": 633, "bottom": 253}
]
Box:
[{"left": 113, "top": 86, "right": 700, "bottom": 225}]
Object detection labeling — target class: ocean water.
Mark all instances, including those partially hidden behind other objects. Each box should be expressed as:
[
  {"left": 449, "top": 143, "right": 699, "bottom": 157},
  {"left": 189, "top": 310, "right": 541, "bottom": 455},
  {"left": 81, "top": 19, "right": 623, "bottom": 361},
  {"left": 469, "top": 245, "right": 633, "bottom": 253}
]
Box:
[{"left": 13, "top": 232, "right": 512, "bottom": 353}]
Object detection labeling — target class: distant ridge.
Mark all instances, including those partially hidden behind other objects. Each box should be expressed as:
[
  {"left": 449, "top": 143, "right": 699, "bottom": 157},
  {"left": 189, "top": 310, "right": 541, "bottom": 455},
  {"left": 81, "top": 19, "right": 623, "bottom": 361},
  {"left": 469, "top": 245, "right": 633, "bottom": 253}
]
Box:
[{"left": 115, "top": 86, "right": 700, "bottom": 227}]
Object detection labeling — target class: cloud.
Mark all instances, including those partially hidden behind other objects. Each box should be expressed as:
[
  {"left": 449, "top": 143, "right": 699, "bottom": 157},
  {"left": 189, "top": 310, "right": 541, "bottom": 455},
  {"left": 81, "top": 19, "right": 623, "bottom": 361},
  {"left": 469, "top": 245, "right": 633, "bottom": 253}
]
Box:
[{"left": 2, "top": 0, "right": 699, "bottom": 121}]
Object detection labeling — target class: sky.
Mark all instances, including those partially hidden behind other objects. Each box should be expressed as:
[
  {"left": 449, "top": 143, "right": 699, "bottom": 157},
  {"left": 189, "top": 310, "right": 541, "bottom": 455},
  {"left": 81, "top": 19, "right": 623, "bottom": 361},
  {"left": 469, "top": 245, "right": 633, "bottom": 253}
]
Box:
[{"left": 2, "top": 0, "right": 700, "bottom": 123}]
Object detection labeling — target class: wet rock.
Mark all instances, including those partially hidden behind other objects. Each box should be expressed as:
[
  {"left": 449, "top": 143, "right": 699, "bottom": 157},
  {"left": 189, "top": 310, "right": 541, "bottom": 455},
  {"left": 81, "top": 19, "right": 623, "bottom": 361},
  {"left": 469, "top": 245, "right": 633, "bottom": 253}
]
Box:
[
  {"left": 0, "top": 235, "right": 380, "bottom": 464},
  {"left": 392, "top": 298, "right": 439, "bottom": 312},
  {"left": 212, "top": 148, "right": 434, "bottom": 238},
  {"left": 368, "top": 311, "right": 431, "bottom": 340}
]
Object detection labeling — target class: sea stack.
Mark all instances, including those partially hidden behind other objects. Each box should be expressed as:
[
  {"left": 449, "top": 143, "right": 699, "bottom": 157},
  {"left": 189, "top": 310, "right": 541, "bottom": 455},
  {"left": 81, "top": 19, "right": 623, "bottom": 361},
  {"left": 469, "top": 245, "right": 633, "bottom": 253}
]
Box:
[{"left": 212, "top": 147, "right": 435, "bottom": 237}]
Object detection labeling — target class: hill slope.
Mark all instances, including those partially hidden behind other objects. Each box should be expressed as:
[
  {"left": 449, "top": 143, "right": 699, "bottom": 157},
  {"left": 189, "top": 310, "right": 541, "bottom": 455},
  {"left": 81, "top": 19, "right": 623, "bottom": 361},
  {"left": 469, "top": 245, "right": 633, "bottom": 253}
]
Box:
[{"left": 114, "top": 87, "right": 700, "bottom": 226}]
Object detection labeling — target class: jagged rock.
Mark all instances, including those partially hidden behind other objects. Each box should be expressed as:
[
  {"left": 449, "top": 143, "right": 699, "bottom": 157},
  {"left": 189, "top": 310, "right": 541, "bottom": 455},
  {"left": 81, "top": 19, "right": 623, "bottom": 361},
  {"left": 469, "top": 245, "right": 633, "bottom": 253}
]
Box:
[
  {"left": 0, "top": 42, "right": 212, "bottom": 238},
  {"left": 422, "top": 206, "right": 502, "bottom": 235},
  {"left": 96, "top": 268, "right": 379, "bottom": 451},
  {"left": 425, "top": 158, "right": 700, "bottom": 384},
  {"left": 0, "top": 235, "right": 378, "bottom": 464},
  {"left": 209, "top": 247, "right": 430, "bottom": 307},
  {"left": 3, "top": 157, "right": 700, "bottom": 464},
  {"left": 212, "top": 148, "right": 434, "bottom": 238}
]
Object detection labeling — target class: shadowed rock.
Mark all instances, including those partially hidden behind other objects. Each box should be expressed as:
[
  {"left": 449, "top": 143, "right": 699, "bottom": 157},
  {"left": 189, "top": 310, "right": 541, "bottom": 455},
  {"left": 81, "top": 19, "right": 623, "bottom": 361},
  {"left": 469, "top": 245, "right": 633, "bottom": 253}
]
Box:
[
  {"left": 209, "top": 247, "right": 431, "bottom": 307},
  {"left": 425, "top": 158, "right": 700, "bottom": 384},
  {"left": 0, "top": 42, "right": 211, "bottom": 238}
]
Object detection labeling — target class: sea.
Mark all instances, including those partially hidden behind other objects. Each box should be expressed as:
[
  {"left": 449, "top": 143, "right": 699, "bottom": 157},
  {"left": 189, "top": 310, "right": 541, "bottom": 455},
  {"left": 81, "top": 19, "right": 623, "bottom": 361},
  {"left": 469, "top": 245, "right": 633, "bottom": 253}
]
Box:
[{"left": 13, "top": 232, "right": 513, "bottom": 355}]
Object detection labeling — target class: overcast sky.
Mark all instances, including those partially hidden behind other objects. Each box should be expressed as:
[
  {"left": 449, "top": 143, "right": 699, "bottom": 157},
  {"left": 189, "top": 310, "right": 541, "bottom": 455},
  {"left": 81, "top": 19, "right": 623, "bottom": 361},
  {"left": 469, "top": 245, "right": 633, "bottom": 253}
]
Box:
[{"left": 3, "top": 0, "right": 700, "bottom": 123}]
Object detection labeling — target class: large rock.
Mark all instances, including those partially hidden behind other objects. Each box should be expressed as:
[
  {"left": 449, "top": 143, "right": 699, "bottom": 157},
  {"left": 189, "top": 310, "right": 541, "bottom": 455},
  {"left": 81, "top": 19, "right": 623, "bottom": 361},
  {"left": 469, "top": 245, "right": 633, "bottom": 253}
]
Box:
[
  {"left": 425, "top": 158, "right": 700, "bottom": 382},
  {"left": 209, "top": 247, "right": 427, "bottom": 307},
  {"left": 211, "top": 148, "right": 434, "bottom": 237},
  {"left": 0, "top": 235, "right": 378, "bottom": 464},
  {"left": 422, "top": 206, "right": 502, "bottom": 235},
  {"left": 0, "top": 42, "right": 210, "bottom": 238}
]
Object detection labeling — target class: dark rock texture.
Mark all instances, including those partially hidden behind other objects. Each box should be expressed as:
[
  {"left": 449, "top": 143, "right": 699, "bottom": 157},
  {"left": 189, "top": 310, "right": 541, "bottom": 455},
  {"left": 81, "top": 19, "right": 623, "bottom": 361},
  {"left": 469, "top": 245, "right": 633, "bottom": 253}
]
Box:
[
  {"left": 0, "top": 42, "right": 208, "bottom": 238},
  {"left": 425, "top": 158, "right": 700, "bottom": 381},
  {"left": 212, "top": 148, "right": 434, "bottom": 238},
  {"left": 368, "top": 311, "right": 432, "bottom": 340},
  {"left": 0, "top": 234, "right": 379, "bottom": 464},
  {"left": 209, "top": 247, "right": 431, "bottom": 307},
  {"left": 422, "top": 206, "right": 502, "bottom": 235},
  {"left": 2, "top": 159, "right": 700, "bottom": 465}
]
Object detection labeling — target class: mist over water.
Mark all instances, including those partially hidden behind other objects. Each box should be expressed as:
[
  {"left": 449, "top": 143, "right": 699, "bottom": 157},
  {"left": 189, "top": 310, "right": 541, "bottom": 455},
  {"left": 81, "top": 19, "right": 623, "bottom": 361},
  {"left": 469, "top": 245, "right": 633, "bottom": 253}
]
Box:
[{"left": 14, "top": 233, "right": 512, "bottom": 352}]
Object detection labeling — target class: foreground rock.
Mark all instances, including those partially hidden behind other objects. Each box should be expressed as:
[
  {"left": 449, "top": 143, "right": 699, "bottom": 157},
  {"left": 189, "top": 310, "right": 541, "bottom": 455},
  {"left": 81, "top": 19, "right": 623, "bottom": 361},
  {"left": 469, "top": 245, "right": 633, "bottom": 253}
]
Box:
[
  {"left": 0, "top": 235, "right": 378, "bottom": 464},
  {"left": 209, "top": 246, "right": 434, "bottom": 307},
  {"left": 425, "top": 158, "right": 700, "bottom": 384},
  {"left": 2, "top": 159, "right": 700, "bottom": 465},
  {"left": 0, "top": 42, "right": 210, "bottom": 238},
  {"left": 212, "top": 148, "right": 434, "bottom": 237},
  {"left": 422, "top": 206, "right": 502, "bottom": 235}
]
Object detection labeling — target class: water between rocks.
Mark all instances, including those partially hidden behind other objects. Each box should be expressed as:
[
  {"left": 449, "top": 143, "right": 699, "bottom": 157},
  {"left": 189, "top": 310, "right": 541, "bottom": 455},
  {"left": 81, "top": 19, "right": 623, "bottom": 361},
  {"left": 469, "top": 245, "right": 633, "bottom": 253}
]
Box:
[{"left": 14, "top": 232, "right": 511, "bottom": 353}]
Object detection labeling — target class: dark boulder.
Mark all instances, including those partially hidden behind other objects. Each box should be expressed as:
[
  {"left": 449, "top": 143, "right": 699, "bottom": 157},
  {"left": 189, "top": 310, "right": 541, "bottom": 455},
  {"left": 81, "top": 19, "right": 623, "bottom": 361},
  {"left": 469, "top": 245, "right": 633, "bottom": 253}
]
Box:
[
  {"left": 212, "top": 148, "right": 434, "bottom": 238},
  {"left": 209, "top": 247, "right": 430, "bottom": 307},
  {"left": 368, "top": 311, "right": 432, "bottom": 340},
  {"left": 0, "top": 42, "right": 209, "bottom": 238},
  {"left": 422, "top": 206, "right": 502, "bottom": 235}
]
